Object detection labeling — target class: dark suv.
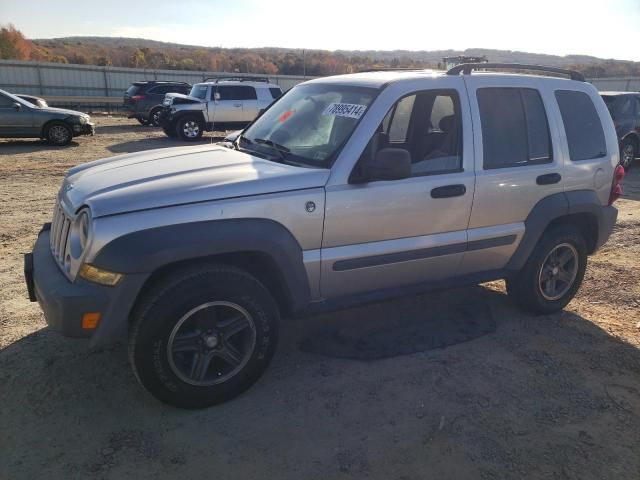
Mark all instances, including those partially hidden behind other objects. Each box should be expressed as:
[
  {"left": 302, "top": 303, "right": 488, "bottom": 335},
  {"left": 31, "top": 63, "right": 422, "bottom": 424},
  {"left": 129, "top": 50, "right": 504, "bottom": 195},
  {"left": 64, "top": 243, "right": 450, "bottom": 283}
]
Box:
[
  {"left": 601, "top": 91, "right": 640, "bottom": 170},
  {"left": 124, "top": 81, "right": 191, "bottom": 126}
]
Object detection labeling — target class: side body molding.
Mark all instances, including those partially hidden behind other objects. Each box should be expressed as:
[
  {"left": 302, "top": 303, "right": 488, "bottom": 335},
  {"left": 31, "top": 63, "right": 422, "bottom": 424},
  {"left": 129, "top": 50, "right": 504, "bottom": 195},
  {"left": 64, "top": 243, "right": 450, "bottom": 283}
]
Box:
[{"left": 92, "top": 218, "right": 312, "bottom": 313}]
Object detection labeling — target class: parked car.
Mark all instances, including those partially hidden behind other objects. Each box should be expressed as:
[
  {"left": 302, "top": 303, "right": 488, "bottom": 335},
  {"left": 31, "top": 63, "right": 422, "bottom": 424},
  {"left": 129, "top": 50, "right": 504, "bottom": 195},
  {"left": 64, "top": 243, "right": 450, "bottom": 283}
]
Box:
[
  {"left": 25, "top": 64, "right": 623, "bottom": 408},
  {"left": 16, "top": 94, "right": 48, "bottom": 108},
  {"left": 159, "top": 77, "right": 282, "bottom": 140},
  {"left": 0, "top": 88, "right": 94, "bottom": 145},
  {"left": 601, "top": 91, "right": 640, "bottom": 170},
  {"left": 123, "top": 81, "right": 191, "bottom": 126}
]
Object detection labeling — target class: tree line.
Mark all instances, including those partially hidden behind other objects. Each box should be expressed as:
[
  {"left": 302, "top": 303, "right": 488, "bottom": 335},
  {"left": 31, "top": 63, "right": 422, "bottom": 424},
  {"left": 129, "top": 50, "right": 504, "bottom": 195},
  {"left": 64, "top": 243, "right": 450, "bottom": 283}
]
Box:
[{"left": 2, "top": 24, "right": 640, "bottom": 78}]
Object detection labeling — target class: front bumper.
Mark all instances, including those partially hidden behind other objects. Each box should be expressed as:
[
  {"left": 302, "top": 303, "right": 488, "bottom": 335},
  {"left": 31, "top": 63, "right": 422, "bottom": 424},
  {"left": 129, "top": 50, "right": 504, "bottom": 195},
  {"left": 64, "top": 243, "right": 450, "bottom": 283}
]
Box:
[
  {"left": 72, "top": 122, "right": 95, "bottom": 137},
  {"left": 25, "top": 225, "right": 148, "bottom": 348}
]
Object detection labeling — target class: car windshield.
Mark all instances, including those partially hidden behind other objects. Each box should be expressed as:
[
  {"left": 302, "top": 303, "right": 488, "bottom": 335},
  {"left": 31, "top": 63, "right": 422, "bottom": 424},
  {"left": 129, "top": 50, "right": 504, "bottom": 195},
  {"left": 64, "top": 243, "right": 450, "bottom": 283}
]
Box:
[
  {"left": 239, "top": 83, "right": 378, "bottom": 168},
  {"left": 189, "top": 84, "right": 208, "bottom": 99}
]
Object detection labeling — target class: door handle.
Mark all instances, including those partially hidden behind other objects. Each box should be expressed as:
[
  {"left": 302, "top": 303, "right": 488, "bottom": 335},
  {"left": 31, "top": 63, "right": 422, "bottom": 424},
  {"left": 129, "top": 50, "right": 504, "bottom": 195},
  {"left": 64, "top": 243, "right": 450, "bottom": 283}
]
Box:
[
  {"left": 536, "top": 173, "right": 561, "bottom": 185},
  {"left": 234, "top": 103, "right": 242, "bottom": 107},
  {"left": 431, "top": 184, "right": 466, "bottom": 198}
]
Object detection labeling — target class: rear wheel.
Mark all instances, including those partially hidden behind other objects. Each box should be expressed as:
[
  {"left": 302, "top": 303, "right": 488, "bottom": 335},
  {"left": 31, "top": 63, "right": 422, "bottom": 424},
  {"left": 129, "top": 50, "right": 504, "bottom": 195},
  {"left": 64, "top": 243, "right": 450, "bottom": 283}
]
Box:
[
  {"left": 507, "top": 226, "right": 587, "bottom": 314},
  {"left": 44, "top": 121, "right": 72, "bottom": 146},
  {"left": 149, "top": 107, "right": 163, "bottom": 127},
  {"left": 620, "top": 137, "right": 637, "bottom": 171},
  {"left": 176, "top": 115, "right": 204, "bottom": 141},
  {"left": 129, "top": 265, "right": 279, "bottom": 408}
]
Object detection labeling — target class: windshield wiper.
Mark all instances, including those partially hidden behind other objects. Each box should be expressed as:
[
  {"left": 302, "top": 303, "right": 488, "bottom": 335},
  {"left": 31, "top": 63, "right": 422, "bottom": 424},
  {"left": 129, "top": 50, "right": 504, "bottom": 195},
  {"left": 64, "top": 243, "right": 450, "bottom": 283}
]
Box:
[{"left": 253, "top": 138, "right": 290, "bottom": 162}]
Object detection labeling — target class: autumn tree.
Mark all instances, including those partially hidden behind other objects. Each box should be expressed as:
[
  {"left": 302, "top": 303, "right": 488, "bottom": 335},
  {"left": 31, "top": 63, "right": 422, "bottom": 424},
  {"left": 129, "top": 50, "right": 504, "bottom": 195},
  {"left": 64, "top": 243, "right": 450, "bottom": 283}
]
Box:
[{"left": 0, "top": 24, "right": 33, "bottom": 60}]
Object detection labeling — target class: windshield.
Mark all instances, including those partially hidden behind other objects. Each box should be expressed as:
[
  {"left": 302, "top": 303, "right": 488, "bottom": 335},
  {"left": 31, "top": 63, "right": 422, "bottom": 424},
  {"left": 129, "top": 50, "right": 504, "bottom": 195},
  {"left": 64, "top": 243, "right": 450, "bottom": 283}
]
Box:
[
  {"left": 0, "top": 89, "right": 32, "bottom": 107},
  {"left": 239, "top": 83, "right": 378, "bottom": 167},
  {"left": 189, "top": 84, "right": 209, "bottom": 99}
]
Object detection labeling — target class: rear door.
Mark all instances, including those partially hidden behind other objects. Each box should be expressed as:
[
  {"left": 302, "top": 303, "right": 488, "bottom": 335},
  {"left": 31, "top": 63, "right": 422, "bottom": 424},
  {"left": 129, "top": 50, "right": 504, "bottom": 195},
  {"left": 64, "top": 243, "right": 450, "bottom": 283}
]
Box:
[
  {"left": 238, "top": 86, "right": 260, "bottom": 121},
  {"left": 211, "top": 85, "right": 244, "bottom": 123},
  {"left": 458, "top": 76, "right": 561, "bottom": 275}
]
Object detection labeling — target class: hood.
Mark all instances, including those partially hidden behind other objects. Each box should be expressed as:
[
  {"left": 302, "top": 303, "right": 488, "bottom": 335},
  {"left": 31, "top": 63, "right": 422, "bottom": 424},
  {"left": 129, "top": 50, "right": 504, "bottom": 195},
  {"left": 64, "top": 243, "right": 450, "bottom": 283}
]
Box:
[
  {"left": 165, "top": 93, "right": 203, "bottom": 104},
  {"left": 60, "top": 145, "right": 329, "bottom": 217},
  {"left": 39, "top": 106, "right": 89, "bottom": 118}
]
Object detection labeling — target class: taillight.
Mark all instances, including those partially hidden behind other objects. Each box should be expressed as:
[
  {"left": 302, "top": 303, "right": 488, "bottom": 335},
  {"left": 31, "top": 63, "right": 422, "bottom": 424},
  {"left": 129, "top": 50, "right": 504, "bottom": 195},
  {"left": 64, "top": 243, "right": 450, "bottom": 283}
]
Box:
[
  {"left": 131, "top": 95, "right": 145, "bottom": 102},
  {"left": 608, "top": 165, "right": 625, "bottom": 205}
]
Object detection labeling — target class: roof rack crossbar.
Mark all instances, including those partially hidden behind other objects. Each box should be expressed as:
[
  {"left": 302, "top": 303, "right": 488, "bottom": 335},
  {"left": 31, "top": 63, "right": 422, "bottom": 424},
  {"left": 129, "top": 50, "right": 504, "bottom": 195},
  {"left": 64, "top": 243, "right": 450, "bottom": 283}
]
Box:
[
  {"left": 203, "top": 76, "right": 270, "bottom": 83},
  {"left": 446, "top": 63, "right": 585, "bottom": 82}
]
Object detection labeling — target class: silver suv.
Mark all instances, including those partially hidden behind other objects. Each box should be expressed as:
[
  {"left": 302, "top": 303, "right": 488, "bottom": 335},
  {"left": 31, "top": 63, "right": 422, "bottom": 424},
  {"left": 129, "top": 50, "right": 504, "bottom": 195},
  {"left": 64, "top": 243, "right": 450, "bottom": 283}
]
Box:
[
  {"left": 159, "top": 77, "right": 282, "bottom": 141},
  {"left": 25, "top": 64, "right": 623, "bottom": 408}
]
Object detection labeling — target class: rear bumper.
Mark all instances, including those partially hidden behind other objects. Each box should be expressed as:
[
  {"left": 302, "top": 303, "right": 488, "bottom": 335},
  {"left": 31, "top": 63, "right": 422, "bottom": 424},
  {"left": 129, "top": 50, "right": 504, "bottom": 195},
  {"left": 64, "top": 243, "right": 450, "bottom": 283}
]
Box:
[
  {"left": 595, "top": 205, "right": 618, "bottom": 251},
  {"left": 25, "top": 225, "right": 148, "bottom": 348}
]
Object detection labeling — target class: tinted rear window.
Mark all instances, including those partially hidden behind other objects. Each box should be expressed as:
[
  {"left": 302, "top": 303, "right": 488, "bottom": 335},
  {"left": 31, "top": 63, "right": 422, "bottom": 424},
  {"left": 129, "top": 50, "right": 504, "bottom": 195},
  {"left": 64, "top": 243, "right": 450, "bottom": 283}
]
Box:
[
  {"left": 126, "top": 84, "right": 143, "bottom": 96},
  {"left": 477, "top": 87, "right": 552, "bottom": 169},
  {"left": 555, "top": 90, "right": 607, "bottom": 161}
]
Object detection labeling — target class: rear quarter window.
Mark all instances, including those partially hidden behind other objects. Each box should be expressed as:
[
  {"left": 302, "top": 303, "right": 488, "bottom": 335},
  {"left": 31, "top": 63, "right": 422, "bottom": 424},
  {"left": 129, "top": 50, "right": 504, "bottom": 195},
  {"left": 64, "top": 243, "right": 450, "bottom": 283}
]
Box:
[
  {"left": 555, "top": 90, "right": 607, "bottom": 161},
  {"left": 269, "top": 87, "right": 282, "bottom": 99}
]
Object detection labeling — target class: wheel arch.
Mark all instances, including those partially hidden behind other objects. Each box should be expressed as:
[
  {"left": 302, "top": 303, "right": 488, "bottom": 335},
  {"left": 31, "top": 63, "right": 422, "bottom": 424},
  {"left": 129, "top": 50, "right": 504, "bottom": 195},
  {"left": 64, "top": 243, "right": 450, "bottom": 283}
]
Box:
[
  {"left": 92, "top": 218, "right": 312, "bottom": 318},
  {"left": 40, "top": 117, "right": 72, "bottom": 138},
  {"left": 506, "top": 190, "right": 610, "bottom": 272}
]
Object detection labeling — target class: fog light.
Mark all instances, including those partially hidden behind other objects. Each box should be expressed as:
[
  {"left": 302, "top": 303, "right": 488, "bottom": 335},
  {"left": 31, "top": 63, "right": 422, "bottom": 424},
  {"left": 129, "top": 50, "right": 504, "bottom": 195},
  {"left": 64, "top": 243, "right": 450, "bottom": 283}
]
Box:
[
  {"left": 79, "top": 264, "right": 122, "bottom": 286},
  {"left": 82, "top": 312, "right": 101, "bottom": 330}
]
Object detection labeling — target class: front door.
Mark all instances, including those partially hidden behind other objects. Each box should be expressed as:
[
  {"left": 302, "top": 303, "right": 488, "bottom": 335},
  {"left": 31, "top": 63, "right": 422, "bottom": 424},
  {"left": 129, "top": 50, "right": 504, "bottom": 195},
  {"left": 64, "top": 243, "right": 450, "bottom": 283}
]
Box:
[
  {"left": 321, "top": 84, "right": 475, "bottom": 299},
  {"left": 0, "top": 94, "right": 33, "bottom": 136},
  {"left": 209, "top": 85, "right": 244, "bottom": 124}
]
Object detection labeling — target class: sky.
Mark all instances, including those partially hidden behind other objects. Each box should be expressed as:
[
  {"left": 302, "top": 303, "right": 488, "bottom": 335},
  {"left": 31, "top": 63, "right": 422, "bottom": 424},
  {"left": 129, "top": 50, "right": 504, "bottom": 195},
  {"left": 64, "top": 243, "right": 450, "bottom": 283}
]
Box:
[{"left": 1, "top": 0, "right": 639, "bottom": 61}]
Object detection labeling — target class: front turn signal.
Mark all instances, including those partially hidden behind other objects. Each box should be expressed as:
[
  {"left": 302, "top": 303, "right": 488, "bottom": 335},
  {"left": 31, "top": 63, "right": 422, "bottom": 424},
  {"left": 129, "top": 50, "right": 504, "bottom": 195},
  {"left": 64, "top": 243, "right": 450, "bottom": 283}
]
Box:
[{"left": 79, "top": 264, "right": 122, "bottom": 286}]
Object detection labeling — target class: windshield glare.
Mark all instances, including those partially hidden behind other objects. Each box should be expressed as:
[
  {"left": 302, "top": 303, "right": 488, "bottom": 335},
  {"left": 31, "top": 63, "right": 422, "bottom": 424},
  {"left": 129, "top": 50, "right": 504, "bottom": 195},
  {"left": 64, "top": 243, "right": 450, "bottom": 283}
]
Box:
[
  {"left": 190, "top": 85, "right": 208, "bottom": 99},
  {"left": 240, "top": 83, "right": 378, "bottom": 167}
]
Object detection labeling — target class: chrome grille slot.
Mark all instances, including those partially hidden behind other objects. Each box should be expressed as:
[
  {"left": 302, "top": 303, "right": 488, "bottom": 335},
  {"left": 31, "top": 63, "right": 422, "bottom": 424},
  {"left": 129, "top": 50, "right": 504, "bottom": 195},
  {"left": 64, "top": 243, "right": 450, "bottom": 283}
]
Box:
[{"left": 49, "top": 200, "right": 73, "bottom": 271}]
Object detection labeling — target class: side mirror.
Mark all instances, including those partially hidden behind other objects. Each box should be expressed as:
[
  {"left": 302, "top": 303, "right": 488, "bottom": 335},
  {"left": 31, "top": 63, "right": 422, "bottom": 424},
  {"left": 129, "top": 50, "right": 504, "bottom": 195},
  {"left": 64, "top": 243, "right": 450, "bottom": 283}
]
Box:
[
  {"left": 12, "top": 102, "right": 21, "bottom": 111},
  {"left": 214, "top": 92, "right": 221, "bottom": 101},
  {"left": 364, "top": 148, "right": 412, "bottom": 181}
]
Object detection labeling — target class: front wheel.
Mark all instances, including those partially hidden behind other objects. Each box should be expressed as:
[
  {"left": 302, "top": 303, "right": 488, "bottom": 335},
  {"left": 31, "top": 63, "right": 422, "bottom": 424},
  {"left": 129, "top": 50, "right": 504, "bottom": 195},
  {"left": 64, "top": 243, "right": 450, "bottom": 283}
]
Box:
[
  {"left": 44, "top": 121, "right": 73, "bottom": 146},
  {"left": 129, "top": 265, "right": 279, "bottom": 408},
  {"left": 507, "top": 226, "right": 587, "bottom": 314},
  {"left": 176, "top": 115, "right": 204, "bottom": 141},
  {"left": 136, "top": 116, "right": 150, "bottom": 126},
  {"left": 620, "top": 138, "right": 637, "bottom": 171}
]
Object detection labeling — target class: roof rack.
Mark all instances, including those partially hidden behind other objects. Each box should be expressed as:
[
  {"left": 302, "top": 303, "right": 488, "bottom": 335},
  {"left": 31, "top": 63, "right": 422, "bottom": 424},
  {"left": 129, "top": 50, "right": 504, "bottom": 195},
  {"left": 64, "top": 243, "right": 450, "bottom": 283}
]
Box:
[
  {"left": 357, "top": 67, "right": 427, "bottom": 73},
  {"left": 446, "top": 63, "right": 585, "bottom": 82},
  {"left": 140, "top": 80, "right": 191, "bottom": 84},
  {"left": 203, "top": 76, "right": 270, "bottom": 83}
]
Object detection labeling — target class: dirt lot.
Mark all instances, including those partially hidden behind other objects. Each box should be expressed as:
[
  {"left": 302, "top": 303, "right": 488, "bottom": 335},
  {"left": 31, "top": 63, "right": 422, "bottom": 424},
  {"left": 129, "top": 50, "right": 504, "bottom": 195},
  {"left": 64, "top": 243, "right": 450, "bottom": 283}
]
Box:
[{"left": 1, "top": 117, "right": 639, "bottom": 479}]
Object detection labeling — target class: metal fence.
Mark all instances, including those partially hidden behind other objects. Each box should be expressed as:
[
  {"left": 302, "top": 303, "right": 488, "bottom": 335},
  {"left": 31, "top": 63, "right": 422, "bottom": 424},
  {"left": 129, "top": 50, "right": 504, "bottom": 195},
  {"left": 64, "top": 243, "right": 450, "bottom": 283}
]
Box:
[
  {"left": 1, "top": 59, "right": 639, "bottom": 111},
  {"left": 0, "top": 59, "right": 311, "bottom": 110}
]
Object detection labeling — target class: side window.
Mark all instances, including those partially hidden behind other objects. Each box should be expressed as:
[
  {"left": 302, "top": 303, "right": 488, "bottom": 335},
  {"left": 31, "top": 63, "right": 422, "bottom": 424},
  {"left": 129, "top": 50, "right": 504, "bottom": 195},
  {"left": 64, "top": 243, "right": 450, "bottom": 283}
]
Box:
[
  {"left": 238, "top": 86, "right": 258, "bottom": 100},
  {"left": 269, "top": 87, "right": 282, "bottom": 99},
  {"left": 0, "top": 95, "right": 15, "bottom": 107},
  {"left": 149, "top": 85, "right": 168, "bottom": 95},
  {"left": 477, "top": 87, "right": 552, "bottom": 169},
  {"left": 216, "top": 86, "right": 241, "bottom": 101},
  {"left": 555, "top": 90, "right": 607, "bottom": 161},
  {"left": 357, "top": 89, "right": 463, "bottom": 178}
]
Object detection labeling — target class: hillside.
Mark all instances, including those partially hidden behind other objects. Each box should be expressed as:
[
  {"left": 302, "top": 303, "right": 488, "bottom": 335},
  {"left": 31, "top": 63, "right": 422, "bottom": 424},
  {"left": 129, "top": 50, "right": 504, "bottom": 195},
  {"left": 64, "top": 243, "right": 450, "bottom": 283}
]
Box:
[{"left": 3, "top": 26, "right": 639, "bottom": 77}]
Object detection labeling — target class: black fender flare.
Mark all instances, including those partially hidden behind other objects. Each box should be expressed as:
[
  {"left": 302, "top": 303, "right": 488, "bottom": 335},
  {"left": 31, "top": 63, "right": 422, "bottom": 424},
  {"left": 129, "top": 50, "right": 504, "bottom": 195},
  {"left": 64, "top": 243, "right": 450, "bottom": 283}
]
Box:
[
  {"left": 171, "top": 109, "right": 206, "bottom": 126},
  {"left": 506, "top": 190, "right": 611, "bottom": 271},
  {"left": 92, "top": 218, "right": 311, "bottom": 313}
]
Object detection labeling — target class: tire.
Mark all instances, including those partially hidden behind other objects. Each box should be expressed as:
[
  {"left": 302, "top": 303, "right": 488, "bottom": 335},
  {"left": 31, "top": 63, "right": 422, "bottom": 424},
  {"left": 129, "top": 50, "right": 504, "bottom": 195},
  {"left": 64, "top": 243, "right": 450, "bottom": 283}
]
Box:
[
  {"left": 136, "top": 116, "right": 150, "bottom": 126},
  {"left": 129, "top": 265, "right": 279, "bottom": 408},
  {"left": 620, "top": 137, "right": 637, "bottom": 171},
  {"left": 44, "top": 121, "right": 73, "bottom": 146},
  {"left": 162, "top": 124, "right": 177, "bottom": 138},
  {"left": 175, "top": 115, "right": 204, "bottom": 141},
  {"left": 507, "top": 225, "right": 587, "bottom": 315},
  {"left": 149, "top": 107, "right": 163, "bottom": 127}
]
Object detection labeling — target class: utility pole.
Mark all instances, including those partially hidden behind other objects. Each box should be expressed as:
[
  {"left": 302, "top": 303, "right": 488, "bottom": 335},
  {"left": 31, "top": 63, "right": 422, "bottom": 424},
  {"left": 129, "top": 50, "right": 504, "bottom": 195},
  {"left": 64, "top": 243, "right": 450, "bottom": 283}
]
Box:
[{"left": 302, "top": 49, "right": 306, "bottom": 78}]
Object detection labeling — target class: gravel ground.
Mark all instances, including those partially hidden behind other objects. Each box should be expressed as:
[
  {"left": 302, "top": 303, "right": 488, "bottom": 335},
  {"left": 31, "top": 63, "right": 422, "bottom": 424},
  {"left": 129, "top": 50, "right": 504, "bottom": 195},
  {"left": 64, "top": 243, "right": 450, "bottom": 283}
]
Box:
[{"left": 1, "top": 117, "right": 639, "bottom": 480}]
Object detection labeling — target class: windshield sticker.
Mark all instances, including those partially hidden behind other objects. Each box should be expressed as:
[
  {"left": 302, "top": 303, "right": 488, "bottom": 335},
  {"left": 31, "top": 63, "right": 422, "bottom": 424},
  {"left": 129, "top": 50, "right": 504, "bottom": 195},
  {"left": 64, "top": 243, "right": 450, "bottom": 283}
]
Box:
[
  {"left": 322, "top": 103, "right": 367, "bottom": 119},
  {"left": 278, "top": 110, "right": 295, "bottom": 123}
]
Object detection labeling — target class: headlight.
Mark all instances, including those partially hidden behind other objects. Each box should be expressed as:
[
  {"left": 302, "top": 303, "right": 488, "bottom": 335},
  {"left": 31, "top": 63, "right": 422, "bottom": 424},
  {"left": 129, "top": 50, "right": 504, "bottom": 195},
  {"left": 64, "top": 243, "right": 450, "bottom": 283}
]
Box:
[
  {"left": 69, "top": 209, "right": 91, "bottom": 258},
  {"left": 163, "top": 98, "right": 171, "bottom": 106},
  {"left": 78, "top": 116, "right": 87, "bottom": 124}
]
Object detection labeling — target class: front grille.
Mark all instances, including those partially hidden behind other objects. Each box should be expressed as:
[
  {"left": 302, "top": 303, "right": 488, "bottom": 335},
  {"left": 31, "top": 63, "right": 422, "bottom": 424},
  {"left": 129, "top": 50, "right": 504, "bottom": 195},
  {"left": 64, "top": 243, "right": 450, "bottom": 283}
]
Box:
[{"left": 50, "top": 200, "right": 72, "bottom": 269}]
